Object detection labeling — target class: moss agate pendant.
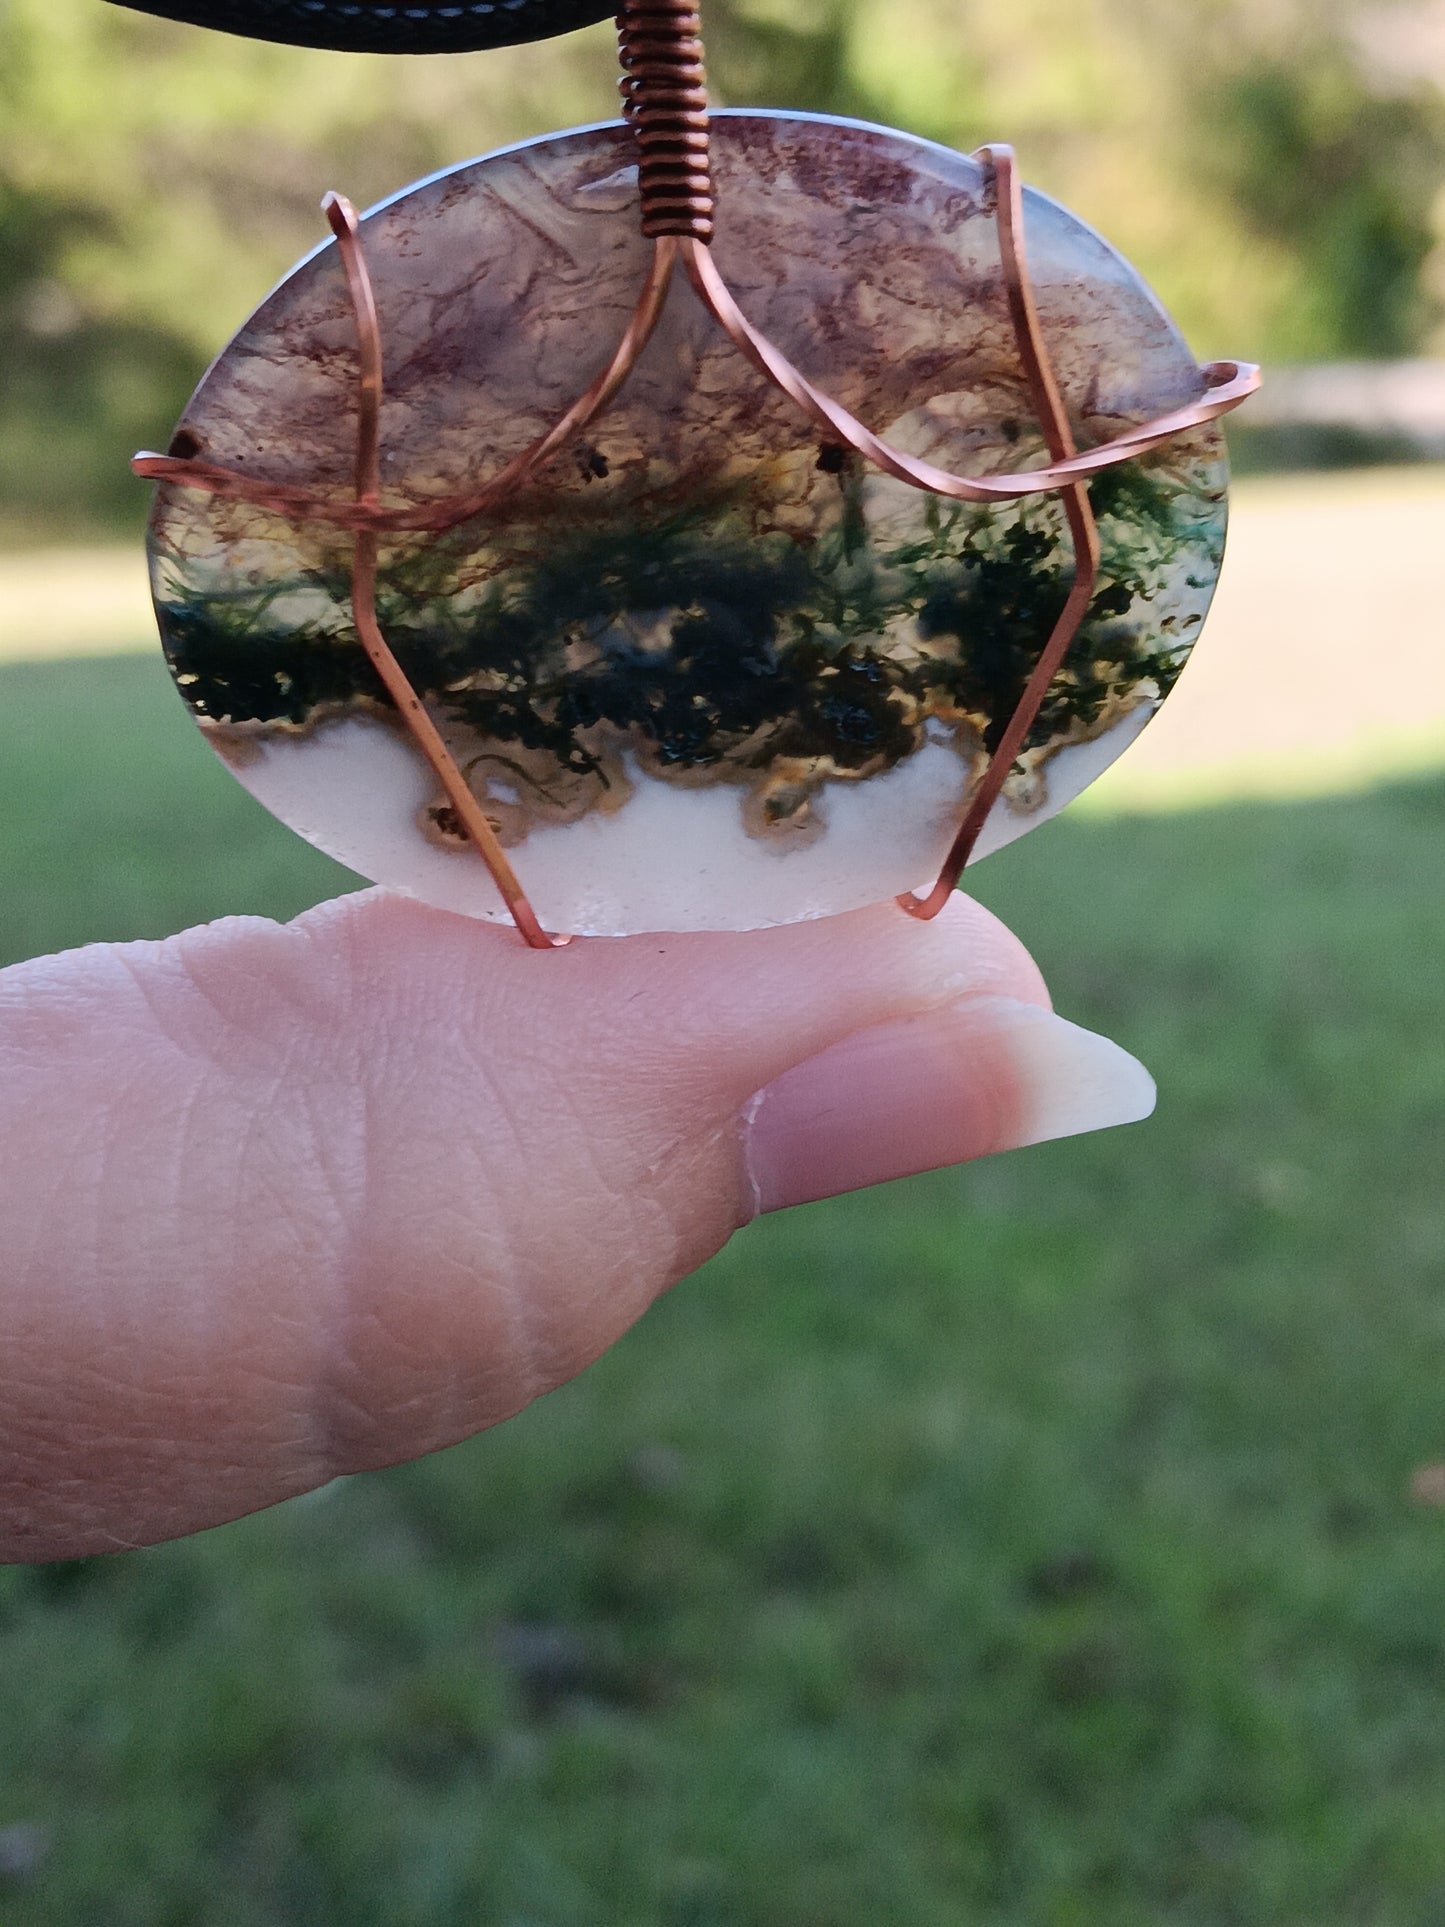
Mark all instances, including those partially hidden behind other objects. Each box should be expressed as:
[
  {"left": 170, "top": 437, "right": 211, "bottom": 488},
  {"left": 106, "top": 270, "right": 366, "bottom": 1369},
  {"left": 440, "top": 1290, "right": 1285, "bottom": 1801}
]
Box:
[{"left": 146, "top": 111, "right": 1244, "bottom": 938}]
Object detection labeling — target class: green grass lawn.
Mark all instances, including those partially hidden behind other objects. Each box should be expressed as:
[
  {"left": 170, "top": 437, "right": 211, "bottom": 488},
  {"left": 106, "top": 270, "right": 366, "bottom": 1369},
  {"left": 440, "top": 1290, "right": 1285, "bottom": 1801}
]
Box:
[{"left": 4, "top": 653, "right": 1445, "bottom": 1925}]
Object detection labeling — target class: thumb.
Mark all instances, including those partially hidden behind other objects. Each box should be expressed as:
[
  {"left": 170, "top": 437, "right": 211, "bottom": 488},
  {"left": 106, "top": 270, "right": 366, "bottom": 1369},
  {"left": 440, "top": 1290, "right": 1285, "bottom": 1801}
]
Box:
[{"left": 0, "top": 889, "right": 1151, "bottom": 1559}]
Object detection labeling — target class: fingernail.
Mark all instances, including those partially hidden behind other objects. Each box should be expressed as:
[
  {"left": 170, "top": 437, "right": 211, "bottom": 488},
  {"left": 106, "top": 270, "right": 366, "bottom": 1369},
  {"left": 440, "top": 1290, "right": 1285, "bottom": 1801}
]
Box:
[{"left": 742, "top": 994, "right": 1155, "bottom": 1214}]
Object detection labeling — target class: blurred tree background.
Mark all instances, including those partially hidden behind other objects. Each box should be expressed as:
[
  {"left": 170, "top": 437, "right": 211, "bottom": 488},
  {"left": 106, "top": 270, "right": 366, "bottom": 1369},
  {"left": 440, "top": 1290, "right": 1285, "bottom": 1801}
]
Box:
[
  {"left": 6, "top": 10, "right": 1445, "bottom": 1920},
  {"left": 1, "top": 0, "right": 1442, "bottom": 539}
]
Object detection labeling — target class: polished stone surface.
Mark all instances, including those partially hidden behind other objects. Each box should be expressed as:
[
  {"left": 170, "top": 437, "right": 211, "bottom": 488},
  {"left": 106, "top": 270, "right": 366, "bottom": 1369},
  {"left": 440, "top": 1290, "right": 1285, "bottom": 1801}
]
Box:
[{"left": 149, "top": 111, "right": 1229, "bottom": 935}]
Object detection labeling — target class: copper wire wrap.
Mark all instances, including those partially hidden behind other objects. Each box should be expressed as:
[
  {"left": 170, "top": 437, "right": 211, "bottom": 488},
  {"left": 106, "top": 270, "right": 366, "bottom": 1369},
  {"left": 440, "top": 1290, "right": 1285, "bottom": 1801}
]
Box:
[
  {"left": 897, "top": 146, "right": 1098, "bottom": 917},
  {"left": 136, "top": 17, "right": 1260, "bottom": 947},
  {"left": 321, "top": 195, "right": 570, "bottom": 949},
  {"left": 617, "top": 0, "right": 714, "bottom": 241}
]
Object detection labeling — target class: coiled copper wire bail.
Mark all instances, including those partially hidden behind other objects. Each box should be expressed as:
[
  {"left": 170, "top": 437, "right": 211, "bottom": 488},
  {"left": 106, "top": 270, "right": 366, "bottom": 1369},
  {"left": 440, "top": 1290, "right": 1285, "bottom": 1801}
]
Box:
[{"left": 617, "top": 0, "right": 715, "bottom": 242}]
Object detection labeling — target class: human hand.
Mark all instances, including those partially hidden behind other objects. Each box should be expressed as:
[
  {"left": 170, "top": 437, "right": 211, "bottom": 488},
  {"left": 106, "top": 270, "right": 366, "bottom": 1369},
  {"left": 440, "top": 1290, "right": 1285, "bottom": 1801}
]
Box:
[{"left": 0, "top": 889, "right": 1152, "bottom": 1562}]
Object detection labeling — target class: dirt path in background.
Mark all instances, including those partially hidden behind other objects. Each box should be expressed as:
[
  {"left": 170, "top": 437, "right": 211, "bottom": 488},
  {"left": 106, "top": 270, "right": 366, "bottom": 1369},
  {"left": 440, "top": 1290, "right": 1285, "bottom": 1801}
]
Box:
[
  {"left": 1090, "top": 465, "right": 1445, "bottom": 807},
  {"left": 3, "top": 467, "right": 1443, "bottom": 805},
  {"left": 0, "top": 546, "right": 155, "bottom": 662}
]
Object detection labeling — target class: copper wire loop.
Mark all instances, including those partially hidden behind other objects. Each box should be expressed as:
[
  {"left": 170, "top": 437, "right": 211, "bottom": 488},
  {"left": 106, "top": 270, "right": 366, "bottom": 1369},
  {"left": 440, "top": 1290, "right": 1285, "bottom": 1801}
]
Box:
[
  {"left": 137, "top": 24, "right": 1258, "bottom": 946},
  {"left": 895, "top": 146, "right": 1099, "bottom": 917},
  {"left": 326, "top": 193, "right": 568, "bottom": 949},
  {"left": 616, "top": 0, "right": 714, "bottom": 240}
]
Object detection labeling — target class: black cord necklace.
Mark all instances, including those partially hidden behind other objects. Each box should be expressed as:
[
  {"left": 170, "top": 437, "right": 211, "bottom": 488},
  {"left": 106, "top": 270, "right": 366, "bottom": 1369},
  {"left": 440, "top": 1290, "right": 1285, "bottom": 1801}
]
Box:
[{"left": 108, "top": 0, "right": 612, "bottom": 55}]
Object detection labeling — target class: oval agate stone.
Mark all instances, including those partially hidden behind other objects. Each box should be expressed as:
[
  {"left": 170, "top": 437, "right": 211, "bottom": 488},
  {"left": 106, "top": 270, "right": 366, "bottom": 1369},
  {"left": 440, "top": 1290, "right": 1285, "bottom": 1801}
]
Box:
[{"left": 148, "top": 111, "right": 1228, "bottom": 937}]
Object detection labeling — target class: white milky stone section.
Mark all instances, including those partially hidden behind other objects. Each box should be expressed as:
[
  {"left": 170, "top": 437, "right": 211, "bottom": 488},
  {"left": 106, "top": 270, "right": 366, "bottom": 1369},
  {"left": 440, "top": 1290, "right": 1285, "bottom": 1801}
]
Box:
[{"left": 225, "top": 707, "right": 1149, "bottom": 935}]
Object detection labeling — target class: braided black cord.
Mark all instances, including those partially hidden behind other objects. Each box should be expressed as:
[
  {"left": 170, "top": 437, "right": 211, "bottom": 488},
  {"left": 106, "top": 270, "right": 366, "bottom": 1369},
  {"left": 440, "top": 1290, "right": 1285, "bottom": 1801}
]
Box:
[{"left": 105, "top": 0, "right": 613, "bottom": 55}]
